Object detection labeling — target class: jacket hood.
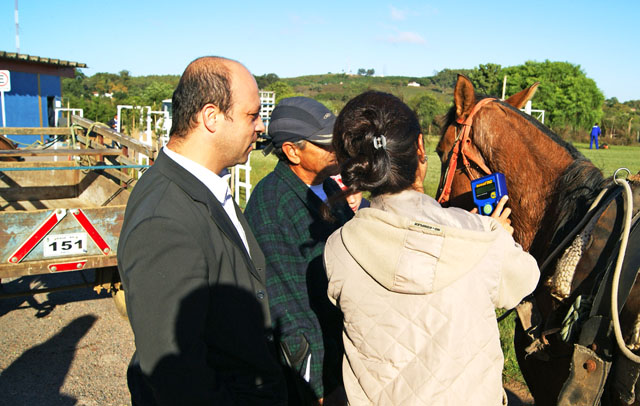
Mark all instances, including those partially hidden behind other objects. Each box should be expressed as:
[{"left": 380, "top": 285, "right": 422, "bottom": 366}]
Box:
[{"left": 340, "top": 190, "right": 504, "bottom": 294}]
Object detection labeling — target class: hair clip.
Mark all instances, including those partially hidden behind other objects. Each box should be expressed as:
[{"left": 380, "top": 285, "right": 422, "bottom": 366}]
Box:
[{"left": 373, "top": 134, "right": 387, "bottom": 150}]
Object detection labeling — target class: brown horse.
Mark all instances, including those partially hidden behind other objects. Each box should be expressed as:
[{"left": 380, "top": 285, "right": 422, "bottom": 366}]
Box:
[{"left": 436, "top": 75, "right": 640, "bottom": 405}]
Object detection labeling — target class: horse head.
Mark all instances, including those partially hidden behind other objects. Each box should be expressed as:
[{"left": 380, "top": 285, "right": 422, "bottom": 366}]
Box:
[{"left": 435, "top": 74, "right": 577, "bottom": 251}]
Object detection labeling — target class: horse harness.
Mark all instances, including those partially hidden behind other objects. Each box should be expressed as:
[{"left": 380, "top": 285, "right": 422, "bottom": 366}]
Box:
[
  {"left": 518, "top": 172, "right": 640, "bottom": 405},
  {"left": 437, "top": 97, "right": 495, "bottom": 204}
]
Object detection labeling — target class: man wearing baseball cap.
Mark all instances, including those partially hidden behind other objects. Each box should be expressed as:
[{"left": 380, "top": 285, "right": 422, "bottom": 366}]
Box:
[{"left": 245, "top": 97, "right": 352, "bottom": 405}]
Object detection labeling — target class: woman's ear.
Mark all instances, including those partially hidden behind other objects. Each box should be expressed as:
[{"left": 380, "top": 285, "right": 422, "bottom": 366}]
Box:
[
  {"left": 282, "top": 142, "right": 301, "bottom": 164},
  {"left": 412, "top": 133, "right": 428, "bottom": 193},
  {"left": 417, "top": 133, "right": 426, "bottom": 163}
]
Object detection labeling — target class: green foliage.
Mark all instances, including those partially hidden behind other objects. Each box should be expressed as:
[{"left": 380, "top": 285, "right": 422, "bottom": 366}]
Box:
[
  {"left": 316, "top": 99, "right": 343, "bottom": 115},
  {"left": 282, "top": 73, "right": 443, "bottom": 117},
  {"left": 61, "top": 69, "right": 178, "bottom": 125},
  {"left": 255, "top": 73, "right": 279, "bottom": 90},
  {"left": 265, "top": 80, "right": 298, "bottom": 104},
  {"left": 602, "top": 98, "right": 640, "bottom": 143},
  {"left": 428, "top": 68, "right": 475, "bottom": 93},
  {"left": 468, "top": 63, "right": 504, "bottom": 96},
  {"left": 357, "top": 68, "right": 375, "bottom": 76},
  {"left": 502, "top": 60, "right": 604, "bottom": 131},
  {"left": 408, "top": 93, "right": 448, "bottom": 135},
  {"left": 144, "top": 81, "right": 175, "bottom": 106}
]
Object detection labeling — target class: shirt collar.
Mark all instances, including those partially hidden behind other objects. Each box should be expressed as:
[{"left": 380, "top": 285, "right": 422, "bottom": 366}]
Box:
[{"left": 163, "top": 146, "right": 230, "bottom": 205}]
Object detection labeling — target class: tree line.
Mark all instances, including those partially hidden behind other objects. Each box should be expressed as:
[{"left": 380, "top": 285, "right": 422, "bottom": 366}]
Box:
[{"left": 62, "top": 61, "right": 639, "bottom": 144}]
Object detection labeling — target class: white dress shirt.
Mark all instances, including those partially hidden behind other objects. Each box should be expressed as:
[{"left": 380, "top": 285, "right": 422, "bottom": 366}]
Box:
[{"left": 163, "top": 147, "right": 251, "bottom": 256}]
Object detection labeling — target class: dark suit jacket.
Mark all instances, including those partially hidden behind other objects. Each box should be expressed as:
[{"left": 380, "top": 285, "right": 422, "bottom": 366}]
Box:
[{"left": 117, "top": 150, "right": 286, "bottom": 405}]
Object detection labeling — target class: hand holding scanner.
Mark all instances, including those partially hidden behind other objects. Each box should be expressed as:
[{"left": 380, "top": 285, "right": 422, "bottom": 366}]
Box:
[{"left": 471, "top": 173, "right": 508, "bottom": 216}]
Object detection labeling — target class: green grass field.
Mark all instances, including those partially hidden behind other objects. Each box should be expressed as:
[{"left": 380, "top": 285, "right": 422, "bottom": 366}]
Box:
[
  {"left": 578, "top": 143, "right": 640, "bottom": 176},
  {"left": 244, "top": 141, "right": 639, "bottom": 386}
]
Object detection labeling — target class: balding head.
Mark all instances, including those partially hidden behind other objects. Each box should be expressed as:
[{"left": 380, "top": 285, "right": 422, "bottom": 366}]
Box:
[{"left": 169, "top": 56, "right": 248, "bottom": 139}]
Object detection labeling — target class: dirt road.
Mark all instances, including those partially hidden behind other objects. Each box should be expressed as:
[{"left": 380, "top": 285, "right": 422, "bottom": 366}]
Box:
[{"left": 0, "top": 271, "right": 134, "bottom": 406}]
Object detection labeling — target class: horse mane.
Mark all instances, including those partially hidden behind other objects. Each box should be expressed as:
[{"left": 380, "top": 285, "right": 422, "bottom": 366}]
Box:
[
  {"left": 439, "top": 104, "right": 458, "bottom": 137},
  {"left": 493, "top": 101, "right": 608, "bottom": 252},
  {"left": 542, "top": 159, "right": 607, "bottom": 250},
  {"left": 498, "top": 102, "right": 584, "bottom": 161}
]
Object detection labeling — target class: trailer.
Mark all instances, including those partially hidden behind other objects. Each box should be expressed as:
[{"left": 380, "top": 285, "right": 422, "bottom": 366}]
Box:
[{"left": 0, "top": 116, "right": 156, "bottom": 316}]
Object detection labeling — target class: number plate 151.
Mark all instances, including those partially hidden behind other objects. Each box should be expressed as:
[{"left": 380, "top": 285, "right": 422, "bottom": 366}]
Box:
[{"left": 43, "top": 233, "right": 88, "bottom": 257}]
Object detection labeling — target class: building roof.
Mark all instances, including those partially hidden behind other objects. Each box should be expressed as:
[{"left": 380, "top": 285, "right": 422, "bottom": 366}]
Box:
[{"left": 0, "top": 51, "right": 86, "bottom": 68}]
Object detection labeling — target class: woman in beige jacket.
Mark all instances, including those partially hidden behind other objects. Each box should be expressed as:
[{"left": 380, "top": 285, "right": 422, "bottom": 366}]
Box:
[{"left": 323, "top": 91, "right": 540, "bottom": 405}]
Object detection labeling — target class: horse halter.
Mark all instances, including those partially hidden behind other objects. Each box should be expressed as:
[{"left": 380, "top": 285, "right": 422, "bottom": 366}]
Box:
[{"left": 437, "top": 98, "right": 496, "bottom": 204}]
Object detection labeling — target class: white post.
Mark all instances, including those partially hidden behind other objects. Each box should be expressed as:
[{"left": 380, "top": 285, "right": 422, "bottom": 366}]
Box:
[
  {"left": 501, "top": 75, "right": 507, "bottom": 100},
  {"left": 116, "top": 106, "right": 125, "bottom": 133},
  {"left": 146, "top": 107, "right": 152, "bottom": 139},
  {"left": 1, "top": 91, "right": 5, "bottom": 127},
  {"left": 234, "top": 157, "right": 252, "bottom": 205},
  {"left": 54, "top": 107, "right": 83, "bottom": 127},
  {"left": 117, "top": 105, "right": 134, "bottom": 133}
]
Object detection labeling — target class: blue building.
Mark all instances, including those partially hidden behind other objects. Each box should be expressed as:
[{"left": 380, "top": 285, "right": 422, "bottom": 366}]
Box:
[{"left": 0, "top": 51, "right": 86, "bottom": 144}]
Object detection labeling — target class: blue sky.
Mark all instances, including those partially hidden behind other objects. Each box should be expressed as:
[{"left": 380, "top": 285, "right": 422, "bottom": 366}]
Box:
[{"left": 1, "top": 1, "right": 638, "bottom": 102}]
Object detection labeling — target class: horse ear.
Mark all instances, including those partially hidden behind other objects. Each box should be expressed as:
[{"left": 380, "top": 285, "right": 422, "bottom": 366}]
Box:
[
  {"left": 505, "top": 82, "right": 540, "bottom": 109},
  {"left": 454, "top": 74, "right": 476, "bottom": 121}
]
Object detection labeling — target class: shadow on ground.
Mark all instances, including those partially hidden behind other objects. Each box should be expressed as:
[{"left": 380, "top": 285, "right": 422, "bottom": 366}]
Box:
[
  {"left": 0, "top": 270, "right": 111, "bottom": 317},
  {"left": 0, "top": 315, "right": 97, "bottom": 405},
  {"left": 505, "top": 386, "right": 535, "bottom": 405}
]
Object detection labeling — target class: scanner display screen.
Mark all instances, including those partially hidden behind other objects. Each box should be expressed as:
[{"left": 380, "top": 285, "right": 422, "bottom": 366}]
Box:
[{"left": 474, "top": 181, "right": 496, "bottom": 200}]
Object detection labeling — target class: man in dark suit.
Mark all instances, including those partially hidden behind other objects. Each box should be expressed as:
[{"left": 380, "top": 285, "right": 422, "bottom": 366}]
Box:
[{"left": 117, "top": 56, "right": 286, "bottom": 405}]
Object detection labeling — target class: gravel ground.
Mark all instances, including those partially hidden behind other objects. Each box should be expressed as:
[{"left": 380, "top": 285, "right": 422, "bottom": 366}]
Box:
[
  {"left": 0, "top": 270, "right": 535, "bottom": 406},
  {"left": 0, "top": 270, "right": 134, "bottom": 406}
]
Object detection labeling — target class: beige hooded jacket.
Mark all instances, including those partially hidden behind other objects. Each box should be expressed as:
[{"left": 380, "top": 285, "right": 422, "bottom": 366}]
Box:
[{"left": 324, "top": 190, "right": 539, "bottom": 405}]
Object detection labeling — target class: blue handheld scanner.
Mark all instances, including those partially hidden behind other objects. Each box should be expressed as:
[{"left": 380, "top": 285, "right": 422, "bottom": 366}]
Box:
[{"left": 471, "top": 173, "right": 508, "bottom": 216}]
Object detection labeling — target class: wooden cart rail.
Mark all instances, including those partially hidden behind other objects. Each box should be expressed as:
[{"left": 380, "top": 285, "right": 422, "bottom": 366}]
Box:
[
  {"left": 1, "top": 116, "right": 156, "bottom": 160},
  {"left": 71, "top": 115, "right": 156, "bottom": 159},
  {"left": 0, "top": 117, "right": 157, "bottom": 192},
  {"left": 0, "top": 148, "right": 124, "bottom": 157},
  {"left": 0, "top": 127, "right": 72, "bottom": 136}
]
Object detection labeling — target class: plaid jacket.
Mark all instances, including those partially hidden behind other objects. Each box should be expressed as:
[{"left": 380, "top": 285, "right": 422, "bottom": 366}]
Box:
[{"left": 245, "top": 161, "right": 353, "bottom": 399}]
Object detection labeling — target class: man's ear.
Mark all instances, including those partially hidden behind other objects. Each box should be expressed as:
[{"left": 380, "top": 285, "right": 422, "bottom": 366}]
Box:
[
  {"left": 201, "top": 103, "right": 221, "bottom": 133},
  {"left": 282, "top": 142, "right": 301, "bottom": 164}
]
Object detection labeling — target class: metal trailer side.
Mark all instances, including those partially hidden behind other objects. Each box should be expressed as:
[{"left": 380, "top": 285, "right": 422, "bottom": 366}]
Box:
[{"left": 0, "top": 117, "right": 156, "bottom": 315}]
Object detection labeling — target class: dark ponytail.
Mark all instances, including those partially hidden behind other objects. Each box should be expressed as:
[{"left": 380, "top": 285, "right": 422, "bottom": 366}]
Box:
[{"left": 333, "top": 91, "right": 421, "bottom": 198}]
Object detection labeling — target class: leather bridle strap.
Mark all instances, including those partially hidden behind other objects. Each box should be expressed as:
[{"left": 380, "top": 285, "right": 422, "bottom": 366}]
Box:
[{"left": 438, "top": 98, "right": 496, "bottom": 204}]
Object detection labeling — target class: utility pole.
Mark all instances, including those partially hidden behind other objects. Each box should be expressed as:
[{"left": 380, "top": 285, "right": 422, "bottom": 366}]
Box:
[{"left": 15, "top": 0, "right": 20, "bottom": 53}]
